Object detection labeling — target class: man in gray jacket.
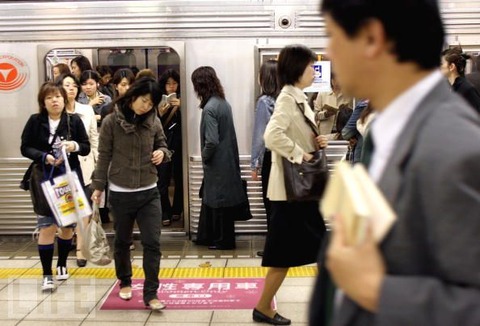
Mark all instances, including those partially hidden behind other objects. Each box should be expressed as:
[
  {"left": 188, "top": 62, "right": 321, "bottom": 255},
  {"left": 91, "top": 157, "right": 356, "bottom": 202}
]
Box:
[{"left": 310, "top": 0, "right": 480, "bottom": 325}]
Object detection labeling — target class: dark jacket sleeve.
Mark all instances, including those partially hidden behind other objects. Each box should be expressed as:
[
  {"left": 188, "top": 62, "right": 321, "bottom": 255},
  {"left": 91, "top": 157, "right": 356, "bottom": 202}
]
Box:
[
  {"left": 20, "top": 115, "right": 45, "bottom": 163},
  {"left": 341, "top": 101, "right": 367, "bottom": 140},
  {"left": 202, "top": 107, "right": 220, "bottom": 163}
]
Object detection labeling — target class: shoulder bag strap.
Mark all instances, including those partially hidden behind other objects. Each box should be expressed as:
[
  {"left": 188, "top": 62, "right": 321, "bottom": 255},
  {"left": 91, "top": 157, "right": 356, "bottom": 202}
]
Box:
[
  {"left": 163, "top": 105, "right": 179, "bottom": 128},
  {"left": 296, "top": 103, "right": 320, "bottom": 137}
]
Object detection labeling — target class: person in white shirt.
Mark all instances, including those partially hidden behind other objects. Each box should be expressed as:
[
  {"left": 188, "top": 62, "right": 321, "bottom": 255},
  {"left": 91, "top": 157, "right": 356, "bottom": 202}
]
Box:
[
  {"left": 310, "top": 1, "right": 480, "bottom": 325},
  {"left": 57, "top": 72, "right": 99, "bottom": 267}
]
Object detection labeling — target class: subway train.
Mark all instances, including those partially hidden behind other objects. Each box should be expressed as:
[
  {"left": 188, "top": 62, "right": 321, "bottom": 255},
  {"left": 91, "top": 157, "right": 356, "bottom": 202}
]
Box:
[{"left": 0, "top": 0, "right": 479, "bottom": 236}]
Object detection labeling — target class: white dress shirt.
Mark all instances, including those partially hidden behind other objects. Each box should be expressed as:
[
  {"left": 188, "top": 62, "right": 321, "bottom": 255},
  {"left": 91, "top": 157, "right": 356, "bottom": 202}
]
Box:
[{"left": 369, "top": 70, "right": 443, "bottom": 182}]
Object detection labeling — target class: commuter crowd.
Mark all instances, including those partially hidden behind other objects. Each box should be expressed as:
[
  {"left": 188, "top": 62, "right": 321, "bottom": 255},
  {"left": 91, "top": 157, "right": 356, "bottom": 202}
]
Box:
[{"left": 20, "top": 0, "right": 480, "bottom": 324}]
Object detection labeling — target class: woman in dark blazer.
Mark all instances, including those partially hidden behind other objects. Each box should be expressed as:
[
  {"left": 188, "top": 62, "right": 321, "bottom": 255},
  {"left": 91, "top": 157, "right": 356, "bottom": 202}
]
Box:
[
  {"left": 191, "top": 66, "right": 247, "bottom": 250},
  {"left": 20, "top": 82, "right": 90, "bottom": 291},
  {"left": 441, "top": 46, "right": 480, "bottom": 114}
]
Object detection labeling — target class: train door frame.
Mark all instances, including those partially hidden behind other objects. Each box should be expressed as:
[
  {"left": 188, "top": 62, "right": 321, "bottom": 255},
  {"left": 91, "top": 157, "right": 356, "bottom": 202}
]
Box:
[{"left": 37, "top": 41, "right": 189, "bottom": 237}]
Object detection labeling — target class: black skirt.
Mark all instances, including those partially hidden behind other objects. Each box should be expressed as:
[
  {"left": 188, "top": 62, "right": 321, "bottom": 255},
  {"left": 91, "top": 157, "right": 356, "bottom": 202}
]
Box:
[
  {"left": 195, "top": 203, "right": 236, "bottom": 249},
  {"left": 262, "top": 200, "right": 326, "bottom": 267}
]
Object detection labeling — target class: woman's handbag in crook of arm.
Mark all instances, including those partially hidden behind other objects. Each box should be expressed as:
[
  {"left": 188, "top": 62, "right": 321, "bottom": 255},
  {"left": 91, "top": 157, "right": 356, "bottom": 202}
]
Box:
[
  {"left": 282, "top": 102, "right": 329, "bottom": 201},
  {"left": 81, "top": 203, "right": 112, "bottom": 266}
]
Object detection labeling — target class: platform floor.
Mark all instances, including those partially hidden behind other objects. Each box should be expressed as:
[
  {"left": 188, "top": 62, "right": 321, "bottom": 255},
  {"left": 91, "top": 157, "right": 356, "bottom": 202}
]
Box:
[{"left": 0, "top": 234, "right": 317, "bottom": 325}]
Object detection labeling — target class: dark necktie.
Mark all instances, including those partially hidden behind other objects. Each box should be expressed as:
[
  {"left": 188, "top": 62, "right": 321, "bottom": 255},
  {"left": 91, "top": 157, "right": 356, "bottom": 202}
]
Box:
[{"left": 360, "top": 130, "right": 375, "bottom": 168}]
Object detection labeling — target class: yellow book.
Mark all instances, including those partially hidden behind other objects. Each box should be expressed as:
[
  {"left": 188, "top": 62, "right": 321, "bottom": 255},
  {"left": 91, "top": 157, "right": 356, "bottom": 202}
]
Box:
[{"left": 320, "top": 161, "right": 396, "bottom": 245}]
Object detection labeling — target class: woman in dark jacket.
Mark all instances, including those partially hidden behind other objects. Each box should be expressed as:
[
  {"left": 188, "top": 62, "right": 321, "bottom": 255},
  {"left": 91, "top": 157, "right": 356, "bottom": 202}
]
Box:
[
  {"left": 91, "top": 77, "right": 171, "bottom": 311},
  {"left": 156, "top": 69, "right": 184, "bottom": 226},
  {"left": 441, "top": 46, "right": 480, "bottom": 114},
  {"left": 20, "top": 82, "right": 90, "bottom": 291},
  {"left": 191, "top": 66, "right": 247, "bottom": 250}
]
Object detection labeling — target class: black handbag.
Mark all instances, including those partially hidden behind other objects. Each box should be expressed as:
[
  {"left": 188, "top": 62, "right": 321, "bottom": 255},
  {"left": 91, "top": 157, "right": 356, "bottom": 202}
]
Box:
[
  {"left": 282, "top": 103, "right": 329, "bottom": 201},
  {"left": 19, "top": 162, "right": 34, "bottom": 190},
  {"left": 29, "top": 162, "right": 55, "bottom": 216},
  {"left": 232, "top": 179, "right": 253, "bottom": 221},
  {"left": 282, "top": 149, "right": 329, "bottom": 201}
]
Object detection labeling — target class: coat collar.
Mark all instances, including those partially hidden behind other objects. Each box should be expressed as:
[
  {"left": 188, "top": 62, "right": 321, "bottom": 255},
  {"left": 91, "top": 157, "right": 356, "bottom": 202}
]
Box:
[
  {"left": 282, "top": 84, "right": 308, "bottom": 103},
  {"left": 281, "top": 85, "right": 317, "bottom": 130},
  {"left": 115, "top": 106, "right": 156, "bottom": 133}
]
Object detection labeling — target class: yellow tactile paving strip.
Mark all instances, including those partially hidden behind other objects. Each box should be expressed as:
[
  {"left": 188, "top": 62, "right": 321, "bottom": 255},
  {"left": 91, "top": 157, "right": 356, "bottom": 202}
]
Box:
[{"left": 0, "top": 266, "right": 317, "bottom": 279}]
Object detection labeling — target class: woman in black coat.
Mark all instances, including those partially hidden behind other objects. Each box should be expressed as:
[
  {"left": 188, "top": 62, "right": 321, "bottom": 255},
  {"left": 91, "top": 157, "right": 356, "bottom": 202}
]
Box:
[
  {"left": 20, "top": 82, "right": 90, "bottom": 291},
  {"left": 191, "top": 66, "right": 247, "bottom": 250},
  {"left": 441, "top": 47, "right": 480, "bottom": 114}
]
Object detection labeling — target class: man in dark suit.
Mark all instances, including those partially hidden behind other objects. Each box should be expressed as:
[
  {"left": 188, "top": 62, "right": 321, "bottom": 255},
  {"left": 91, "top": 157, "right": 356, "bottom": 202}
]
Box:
[{"left": 310, "top": 1, "right": 480, "bottom": 325}]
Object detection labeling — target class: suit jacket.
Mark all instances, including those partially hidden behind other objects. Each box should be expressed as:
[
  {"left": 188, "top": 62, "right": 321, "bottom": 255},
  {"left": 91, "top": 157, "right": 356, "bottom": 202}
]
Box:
[
  {"left": 264, "top": 85, "right": 319, "bottom": 201},
  {"left": 309, "top": 80, "right": 480, "bottom": 325}
]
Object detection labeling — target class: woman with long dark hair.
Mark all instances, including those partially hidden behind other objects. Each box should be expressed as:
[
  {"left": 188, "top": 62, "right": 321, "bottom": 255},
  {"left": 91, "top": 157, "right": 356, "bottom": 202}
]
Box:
[
  {"left": 441, "top": 46, "right": 480, "bottom": 113},
  {"left": 191, "top": 66, "right": 247, "bottom": 250},
  {"left": 156, "top": 69, "right": 184, "bottom": 226},
  {"left": 70, "top": 55, "right": 92, "bottom": 80},
  {"left": 91, "top": 77, "right": 171, "bottom": 311},
  {"left": 250, "top": 59, "right": 280, "bottom": 256}
]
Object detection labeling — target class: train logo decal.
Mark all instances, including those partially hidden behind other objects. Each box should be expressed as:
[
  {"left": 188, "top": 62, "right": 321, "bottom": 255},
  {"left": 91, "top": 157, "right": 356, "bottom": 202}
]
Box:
[{"left": 0, "top": 53, "right": 29, "bottom": 93}]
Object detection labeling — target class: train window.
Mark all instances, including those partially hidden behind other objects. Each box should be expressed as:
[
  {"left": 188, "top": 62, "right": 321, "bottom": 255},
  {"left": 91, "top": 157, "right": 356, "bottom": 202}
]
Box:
[{"left": 45, "top": 46, "right": 180, "bottom": 82}]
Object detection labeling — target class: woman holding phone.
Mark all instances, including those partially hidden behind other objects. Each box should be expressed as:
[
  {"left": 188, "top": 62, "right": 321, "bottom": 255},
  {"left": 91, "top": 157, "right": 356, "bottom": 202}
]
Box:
[{"left": 156, "top": 69, "right": 184, "bottom": 226}]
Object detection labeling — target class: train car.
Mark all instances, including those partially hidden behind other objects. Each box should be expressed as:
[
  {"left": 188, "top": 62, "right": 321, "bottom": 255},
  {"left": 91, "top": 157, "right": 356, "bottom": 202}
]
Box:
[{"left": 0, "top": 0, "right": 479, "bottom": 236}]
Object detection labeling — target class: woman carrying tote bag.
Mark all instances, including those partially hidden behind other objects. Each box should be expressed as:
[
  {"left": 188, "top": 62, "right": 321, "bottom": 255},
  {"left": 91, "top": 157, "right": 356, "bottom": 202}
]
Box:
[{"left": 20, "top": 82, "right": 90, "bottom": 292}]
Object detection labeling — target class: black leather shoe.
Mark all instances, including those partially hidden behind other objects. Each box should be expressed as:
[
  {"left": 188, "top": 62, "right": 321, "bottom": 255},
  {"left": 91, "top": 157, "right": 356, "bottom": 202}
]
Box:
[
  {"left": 252, "top": 308, "right": 291, "bottom": 325},
  {"left": 256, "top": 251, "right": 264, "bottom": 257},
  {"left": 76, "top": 259, "right": 87, "bottom": 267}
]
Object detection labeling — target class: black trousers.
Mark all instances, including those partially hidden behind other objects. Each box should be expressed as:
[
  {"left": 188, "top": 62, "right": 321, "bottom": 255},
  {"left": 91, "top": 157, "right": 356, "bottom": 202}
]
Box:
[
  {"left": 157, "top": 148, "right": 184, "bottom": 220},
  {"left": 109, "top": 187, "right": 162, "bottom": 303}
]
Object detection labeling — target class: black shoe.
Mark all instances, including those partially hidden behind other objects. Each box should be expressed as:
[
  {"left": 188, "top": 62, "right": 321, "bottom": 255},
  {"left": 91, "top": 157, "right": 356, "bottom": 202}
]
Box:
[
  {"left": 76, "top": 259, "right": 87, "bottom": 267},
  {"left": 252, "top": 308, "right": 291, "bottom": 325},
  {"left": 256, "top": 251, "right": 264, "bottom": 257}
]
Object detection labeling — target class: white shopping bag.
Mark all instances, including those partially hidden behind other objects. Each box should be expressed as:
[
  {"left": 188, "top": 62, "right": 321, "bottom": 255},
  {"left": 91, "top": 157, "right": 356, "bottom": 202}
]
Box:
[{"left": 41, "top": 146, "right": 92, "bottom": 227}]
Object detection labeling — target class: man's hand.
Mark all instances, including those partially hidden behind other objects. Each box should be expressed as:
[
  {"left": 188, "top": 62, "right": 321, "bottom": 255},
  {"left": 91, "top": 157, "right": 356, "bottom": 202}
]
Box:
[{"left": 326, "top": 215, "right": 386, "bottom": 312}]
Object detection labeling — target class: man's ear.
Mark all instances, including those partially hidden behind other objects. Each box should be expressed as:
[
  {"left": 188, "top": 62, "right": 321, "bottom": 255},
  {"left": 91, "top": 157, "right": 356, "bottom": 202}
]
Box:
[{"left": 361, "top": 19, "right": 388, "bottom": 58}]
